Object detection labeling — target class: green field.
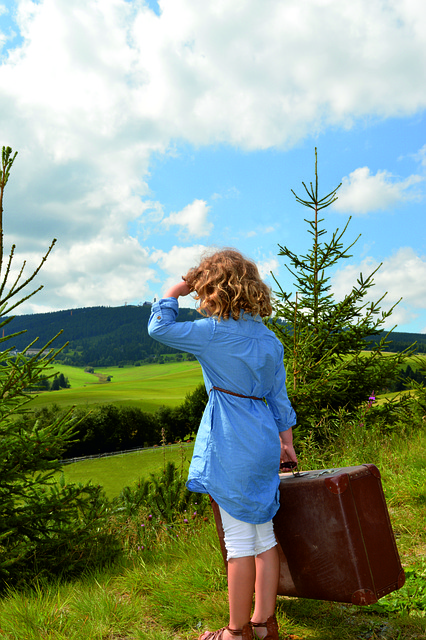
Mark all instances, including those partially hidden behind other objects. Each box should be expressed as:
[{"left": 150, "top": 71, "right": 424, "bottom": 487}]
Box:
[
  {"left": 29, "top": 361, "right": 204, "bottom": 411},
  {"left": 27, "top": 354, "right": 425, "bottom": 414},
  {"left": 60, "top": 443, "right": 195, "bottom": 498},
  {"left": 383, "top": 352, "right": 426, "bottom": 368}
]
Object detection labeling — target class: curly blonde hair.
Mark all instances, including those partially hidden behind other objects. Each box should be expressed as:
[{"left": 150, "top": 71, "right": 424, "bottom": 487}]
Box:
[{"left": 184, "top": 248, "right": 272, "bottom": 320}]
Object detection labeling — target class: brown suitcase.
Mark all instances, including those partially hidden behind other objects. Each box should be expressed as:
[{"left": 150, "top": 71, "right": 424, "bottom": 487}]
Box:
[{"left": 211, "top": 464, "right": 405, "bottom": 606}]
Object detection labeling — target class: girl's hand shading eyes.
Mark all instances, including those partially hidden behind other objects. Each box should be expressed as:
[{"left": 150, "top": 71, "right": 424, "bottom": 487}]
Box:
[{"left": 164, "top": 280, "right": 192, "bottom": 299}]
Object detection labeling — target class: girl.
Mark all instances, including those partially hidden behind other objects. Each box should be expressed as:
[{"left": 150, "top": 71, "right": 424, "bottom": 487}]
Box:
[{"left": 148, "top": 249, "right": 297, "bottom": 640}]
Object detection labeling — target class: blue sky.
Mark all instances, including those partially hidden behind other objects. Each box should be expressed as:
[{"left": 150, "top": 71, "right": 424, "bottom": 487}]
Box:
[{"left": 0, "top": 0, "right": 425, "bottom": 333}]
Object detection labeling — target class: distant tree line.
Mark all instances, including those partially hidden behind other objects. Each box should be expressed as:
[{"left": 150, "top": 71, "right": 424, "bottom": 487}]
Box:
[
  {"left": 27, "top": 372, "right": 70, "bottom": 392},
  {"left": 388, "top": 365, "right": 426, "bottom": 393},
  {"left": 5, "top": 305, "right": 426, "bottom": 368},
  {"left": 6, "top": 305, "right": 200, "bottom": 367},
  {"left": 19, "top": 362, "right": 425, "bottom": 457},
  {"left": 366, "top": 333, "right": 426, "bottom": 354},
  {"left": 16, "top": 384, "right": 209, "bottom": 459}
]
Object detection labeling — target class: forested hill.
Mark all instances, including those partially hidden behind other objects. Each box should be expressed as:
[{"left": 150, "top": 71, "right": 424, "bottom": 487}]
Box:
[
  {"left": 3, "top": 304, "right": 426, "bottom": 367},
  {"left": 3, "top": 304, "right": 199, "bottom": 367}
]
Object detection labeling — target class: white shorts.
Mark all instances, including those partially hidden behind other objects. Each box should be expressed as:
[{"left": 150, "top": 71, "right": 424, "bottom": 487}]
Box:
[{"left": 219, "top": 506, "right": 277, "bottom": 560}]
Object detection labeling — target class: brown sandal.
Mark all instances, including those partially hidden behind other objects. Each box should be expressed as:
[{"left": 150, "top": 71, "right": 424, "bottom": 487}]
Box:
[
  {"left": 251, "top": 614, "right": 279, "bottom": 640},
  {"left": 198, "top": 623, "right": 253, "bottom": 640}
]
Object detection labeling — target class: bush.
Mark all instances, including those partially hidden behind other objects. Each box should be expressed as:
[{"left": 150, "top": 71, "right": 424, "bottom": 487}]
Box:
[
  {"left": 109, "top": 461, "right": 210, "bottom": 555},
  {"left": 114, "top": 461, "right": 209, "bottom": 521}
]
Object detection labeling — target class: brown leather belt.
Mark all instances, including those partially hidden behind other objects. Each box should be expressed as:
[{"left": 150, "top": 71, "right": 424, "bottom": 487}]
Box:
[{"left": 211, "top": 386, "right": 264, "bottom": 401}]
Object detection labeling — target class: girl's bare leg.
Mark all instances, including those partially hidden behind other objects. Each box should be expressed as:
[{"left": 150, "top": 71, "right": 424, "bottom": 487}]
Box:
[
  {"left": 251, "top": 546, "right": 279, "bottom": 637},
  {"left": 223, "top": 556, "right": 256, "bottom": 640},
  {"left": 200, "top": 549, "right": 278, "bottom": 640}
]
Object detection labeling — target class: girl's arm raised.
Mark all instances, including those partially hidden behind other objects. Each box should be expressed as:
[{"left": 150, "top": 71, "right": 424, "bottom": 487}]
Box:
[
  {"left": 164, "top": 281, "right": 191, "bottom": 299},
  {"left": 148, "top": 290, "right": 213, "bottom": 356}
]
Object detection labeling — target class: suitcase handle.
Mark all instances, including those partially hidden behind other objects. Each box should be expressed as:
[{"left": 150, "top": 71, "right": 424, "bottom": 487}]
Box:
[
  {"left": 280, "top": 461, "right": 298, "bottom": 471},
  {"left": 280, "top": 461, "right": 304, "bottom": 477}
]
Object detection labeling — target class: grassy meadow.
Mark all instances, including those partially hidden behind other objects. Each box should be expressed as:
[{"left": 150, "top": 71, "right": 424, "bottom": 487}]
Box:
[
  {"left": 27, "top": 353, "right": 426, "bottom": 413},
  {"left": 1, "top": 359, "right": 426, "bottom": 639},
  {"left": 1, "top": 420, "right": 425, "bottom": 639},
  {"left": 60, "top": 443, "right": 195, "bottom": 498},
  {"left": 26, "top": 355, "right": 426, "bottom": 419},
  {"left": 29, "top": 361, "right": 204, "bottom": 411}
]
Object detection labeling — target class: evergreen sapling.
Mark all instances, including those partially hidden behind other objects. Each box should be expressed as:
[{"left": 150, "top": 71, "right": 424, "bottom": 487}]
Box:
[
  {"left": 0, "top": 146, "right": 117, "bottom": 588},
  {"left": 271, "top": 149, "right": 413, "bottom": 442}
]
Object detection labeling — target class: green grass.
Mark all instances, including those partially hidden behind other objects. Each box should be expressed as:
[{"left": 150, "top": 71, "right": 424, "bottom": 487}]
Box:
[
  {"left": 0, "top": 516, "right": 425, "bottom": 640},
  {"left": 24, "top": 356, "right": 426, "bottom": 415},
  {"left": 60, "top": 443, "right": 195, "bottom": 498},
  {"left": 28, "top": 361, "right": 204, "bottom": 411},
  {"left": 1, "top": 401, "right": 425, "bottom": 639},
  {"left": 405, "top": 353, "right": 426, "bottom": 370}
]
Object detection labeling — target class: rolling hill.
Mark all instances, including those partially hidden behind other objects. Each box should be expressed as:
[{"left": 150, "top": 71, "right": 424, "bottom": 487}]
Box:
[{"left": 2, "top": 304, "right": 426, "bottom": 367}]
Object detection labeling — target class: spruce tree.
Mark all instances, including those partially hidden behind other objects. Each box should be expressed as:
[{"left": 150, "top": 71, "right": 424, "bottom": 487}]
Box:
[
  {"left": 0, "top": 146, "right": 115, "bottom": 588},
  {"left": 272, "top": 149, "right": 411, "bottom": 441}
]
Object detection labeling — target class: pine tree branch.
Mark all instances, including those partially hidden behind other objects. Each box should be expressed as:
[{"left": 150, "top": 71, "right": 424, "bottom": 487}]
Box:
[{"left": 0, "top": 147, "right": 18, "bottom": 274}]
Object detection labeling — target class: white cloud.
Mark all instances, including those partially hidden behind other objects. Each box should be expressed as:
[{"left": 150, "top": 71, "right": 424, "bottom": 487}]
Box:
[
  {"left": 150, "top": 244, "right": 208, "bottom": 299},
  {"left": 3, "top": 0, "right": 426, "bottom": 157},
  {"left": 332, "top": 247, "right": 426, "bottom": 329},
  {"left": 332, "top": 167, "right": 424, "bottom": 215},
  {"left": 161, "top": 199, "right": 213, "bottom": 238},
  {"left": 211, "top": 187, "right": 240, "bottom": 201},
  {"left": 243, "top": 226, "right": 277, "bottom": 239},
  {"left": 129, "top": 0, "right": 426, "bottom": 149},
  {"left": 1, "top": 0, "right": 426, "bottom": 314},
  {"left": 8, "top": 235, "right": 156, "bottom": 312},
  {"left": 2, "top": 0, "right": 426, "bottom": 189},
  {"left": 257, "top": 256, "right": 279, "bottom": 281},
  {"left": 412, "top": 144, "right": 426, "bottom": 168}
]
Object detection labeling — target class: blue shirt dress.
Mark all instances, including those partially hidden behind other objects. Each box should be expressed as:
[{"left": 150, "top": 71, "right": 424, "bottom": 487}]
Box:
[{"left": 148, "top": 297, "right": 296, "bottom": 524}]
